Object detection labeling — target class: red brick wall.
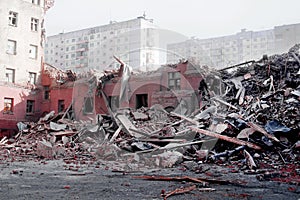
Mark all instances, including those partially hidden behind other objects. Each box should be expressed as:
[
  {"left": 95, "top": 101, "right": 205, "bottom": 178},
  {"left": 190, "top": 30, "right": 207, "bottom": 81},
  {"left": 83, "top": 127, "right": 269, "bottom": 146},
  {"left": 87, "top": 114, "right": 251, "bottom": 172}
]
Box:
[{"left": 39, "top": 85, "right": 73, "bottom": 119}]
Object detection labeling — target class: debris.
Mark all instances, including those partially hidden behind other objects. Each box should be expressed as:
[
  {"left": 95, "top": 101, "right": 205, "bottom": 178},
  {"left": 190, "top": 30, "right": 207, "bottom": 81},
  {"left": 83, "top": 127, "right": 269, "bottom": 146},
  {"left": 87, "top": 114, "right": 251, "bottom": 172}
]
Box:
[
  {"left": 37, "top": 140, "right": 53, "bottom": 159},
  {"left": 247, "top": 122, "right": 280, "bottom": 142},
  {"left": 0, "top": 44, "right": 299, "bottom": 188},
  {"left": 50, "top": 122, "right": 67, "bottom": 131},
  {"left": 154, "top": 151, "right": 183, "bottom": 168},
  {"left": 162, "top": 185, "right": 196, "bottom": 200},
  {"left": 116, "top": 114, "right": 142, "bottom": 138},
  {"left": 131, "top": 112, "right": 148, "bottom": 121},
  {"left": 244, "top": 149, "right": 257, "bottom": 170},
  {"left": 189, "top": 126, "right": 261, "bottom": 150}
]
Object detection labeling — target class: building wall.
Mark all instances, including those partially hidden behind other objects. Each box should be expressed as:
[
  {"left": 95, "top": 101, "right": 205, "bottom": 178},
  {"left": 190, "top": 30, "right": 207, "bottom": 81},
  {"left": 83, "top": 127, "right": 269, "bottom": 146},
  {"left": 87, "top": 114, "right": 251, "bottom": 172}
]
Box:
[
  {"left": 167, "top": 23, "right": 300, "bottom": 69},
  {"left": 274, "top": 24, "right": 300, "bottom": 53},
  {"left": 0, "top": 0, "right": 48, "bottom": 134},
  {"left": 45, "top": 16, "right": 160, "bottom": 72},
  {"left": 40, "top": 62, "right": 203, "bottom": 118},
  {"left": 99, "top": 62, "right": 202, "bottom": 114},
  {"left": 0, "top": 0, "right": 45, "bottom": 84}
]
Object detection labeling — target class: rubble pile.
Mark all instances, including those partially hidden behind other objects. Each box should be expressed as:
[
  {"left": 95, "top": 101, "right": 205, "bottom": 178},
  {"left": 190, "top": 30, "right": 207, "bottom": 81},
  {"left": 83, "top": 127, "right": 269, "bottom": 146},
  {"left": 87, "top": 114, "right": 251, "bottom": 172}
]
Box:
[
  {"left": 220, "top": 44, "right": 300, "bottom": 129},
  {"left": 0, "top": 45, "right": 299, "bottom": 184},
  {"left": 0, "top": 112, "right": 96, "bottom": 163}
]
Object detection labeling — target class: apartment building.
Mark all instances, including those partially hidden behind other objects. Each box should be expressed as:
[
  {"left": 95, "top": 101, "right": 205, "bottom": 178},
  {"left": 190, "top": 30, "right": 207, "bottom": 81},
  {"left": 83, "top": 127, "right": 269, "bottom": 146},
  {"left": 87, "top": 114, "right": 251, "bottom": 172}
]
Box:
[
  {"left": 45, "top": 16, "right": 160, "bottom": 72},
  {"left": 167, "top": 23, "right": 300, "bottom": 69},
  {"left": 0, "top": 0, "right": 52, "bottom": 136}
]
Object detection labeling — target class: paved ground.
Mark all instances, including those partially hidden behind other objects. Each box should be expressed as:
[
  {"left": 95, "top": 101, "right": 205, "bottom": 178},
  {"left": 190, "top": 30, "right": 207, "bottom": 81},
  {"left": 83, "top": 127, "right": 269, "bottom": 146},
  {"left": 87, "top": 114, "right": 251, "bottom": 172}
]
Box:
[{"left": 0, "top": 159, "right": 299, "bottom": 200}]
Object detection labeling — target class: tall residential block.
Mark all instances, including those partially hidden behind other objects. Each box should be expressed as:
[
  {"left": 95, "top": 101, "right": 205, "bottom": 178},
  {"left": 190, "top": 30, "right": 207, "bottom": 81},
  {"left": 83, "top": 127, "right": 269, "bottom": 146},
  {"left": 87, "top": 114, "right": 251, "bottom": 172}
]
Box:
[
  {"left": 45, "top": 16, "right": 160, "bottom": 72},
  {"left": 167, "top": 23, "right": 300, "bottom": 69}
]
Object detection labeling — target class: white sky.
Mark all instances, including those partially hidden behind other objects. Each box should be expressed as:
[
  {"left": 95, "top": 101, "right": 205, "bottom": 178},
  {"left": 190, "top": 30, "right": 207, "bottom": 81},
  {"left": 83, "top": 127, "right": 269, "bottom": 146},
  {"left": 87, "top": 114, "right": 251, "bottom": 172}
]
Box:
[{"left": 45, "top": 0, "right": 300, "bottom": 39}]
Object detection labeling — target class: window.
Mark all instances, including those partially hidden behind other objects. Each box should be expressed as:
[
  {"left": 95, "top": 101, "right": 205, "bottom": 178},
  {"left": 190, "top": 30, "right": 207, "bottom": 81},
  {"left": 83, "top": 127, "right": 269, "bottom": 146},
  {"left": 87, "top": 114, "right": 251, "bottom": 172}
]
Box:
[
  {"left": 58, "top": 100, "right": 65, "bottom": 113},
  {"left": 31, "top": 18, "right": 38, "bottom": 31},
  {"left": 136, "top": 94, "right": 148, "bottom": 109},
  {"left": 5, "top": 68, "right": 15, "bottom": 83},
  {"left": 26, "top": 100, "right": 35, "bottom": 113},
  {"left": 32, "top": 0, "right": 40, "bottom": 5},
  {"left": 84, "top": 97, "right": 94, "bottom": 114},
  {"left": 44, "top": 86, "right": 50, "bottom": 100},
  {"left": 8, "top": 11, "right": 18, "bottom": 26},
  {"left": 168, "top": 72, "right": 181, "bottom": 90},
  {"left": 4, "top": 98, "right": 14, "bottom": 114},
  {"left": 29, "top": 45, "right": 38, "bottom": 59},
  {"left": 28, "top": 72, "right": 37, "bottom": 84},
  {"left": 7, "top": 40, "right": 16, "bottom": 55}
]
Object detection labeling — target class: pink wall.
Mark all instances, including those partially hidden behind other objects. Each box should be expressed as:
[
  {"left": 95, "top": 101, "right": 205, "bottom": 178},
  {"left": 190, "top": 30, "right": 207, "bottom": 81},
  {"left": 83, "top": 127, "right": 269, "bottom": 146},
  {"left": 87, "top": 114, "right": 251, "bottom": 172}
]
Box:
[{"left": 0, "top": 85, "right": 42, "bottom": 135}]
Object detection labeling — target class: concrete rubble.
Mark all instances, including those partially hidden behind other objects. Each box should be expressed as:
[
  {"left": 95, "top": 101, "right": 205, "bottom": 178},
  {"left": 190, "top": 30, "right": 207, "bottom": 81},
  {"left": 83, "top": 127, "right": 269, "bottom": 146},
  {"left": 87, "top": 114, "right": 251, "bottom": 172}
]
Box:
[{"left": 0, "top": 45, "right": 300, "bottom": 194}]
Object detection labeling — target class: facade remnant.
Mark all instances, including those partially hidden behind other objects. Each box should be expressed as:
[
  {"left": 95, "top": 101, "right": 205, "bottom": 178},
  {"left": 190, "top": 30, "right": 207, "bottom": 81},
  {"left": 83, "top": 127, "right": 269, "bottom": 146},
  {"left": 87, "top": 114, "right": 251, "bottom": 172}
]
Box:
[{"left": 0, "top": 0, "right": 53, "bottom": 137}]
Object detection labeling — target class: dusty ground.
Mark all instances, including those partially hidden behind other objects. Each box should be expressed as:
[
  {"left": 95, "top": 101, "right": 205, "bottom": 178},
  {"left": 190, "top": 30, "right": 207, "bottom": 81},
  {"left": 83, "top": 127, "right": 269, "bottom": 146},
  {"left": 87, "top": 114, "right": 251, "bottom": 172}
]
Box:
[{"left": 0, "top": 159, "right": 299, "bottom": 200}]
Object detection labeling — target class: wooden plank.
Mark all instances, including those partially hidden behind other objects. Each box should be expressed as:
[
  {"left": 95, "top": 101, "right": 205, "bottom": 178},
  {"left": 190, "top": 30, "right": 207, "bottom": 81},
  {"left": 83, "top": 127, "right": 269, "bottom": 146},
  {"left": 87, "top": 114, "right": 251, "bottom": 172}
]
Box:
[
  {"left": 51, "top": 130, "right": 76, "bottom": 137},
  {"left": 160, "top": 139, "right": 215, "bottom": 150},
  {"left": 129, "top": 128, "right": 152, "bottom": 138},
  {"left": 138, "top": 138, "right": 186, "bottom": 143},
  {"left": 212, "top": 97, "right": 239, "bottom": 110},
  {"left": 189, "top": 126, "right": 261, "bottom": 150},
  {"left": 109, "top": 126, "right": 122, "bottom": 143},
  {"left": 170, "top": 112, "right": 199, "bottom": 125}
]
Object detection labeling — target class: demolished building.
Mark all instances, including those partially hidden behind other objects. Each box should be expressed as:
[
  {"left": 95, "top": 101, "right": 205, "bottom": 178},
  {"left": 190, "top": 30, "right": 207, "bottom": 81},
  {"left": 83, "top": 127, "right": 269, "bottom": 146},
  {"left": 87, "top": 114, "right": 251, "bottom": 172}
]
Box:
[
  {"left": 0, "top": 42, "right": 300, "bottom": 192},
  {"left": 40, "top": 59, "right": 205, "bottom": 121}
]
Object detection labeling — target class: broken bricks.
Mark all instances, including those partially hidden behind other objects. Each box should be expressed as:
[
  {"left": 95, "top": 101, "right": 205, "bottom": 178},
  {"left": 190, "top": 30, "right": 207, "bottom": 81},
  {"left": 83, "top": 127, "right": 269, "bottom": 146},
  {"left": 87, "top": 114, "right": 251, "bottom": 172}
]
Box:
[{"left": 0, "top": 45, "right": 299, "bottom": 188}]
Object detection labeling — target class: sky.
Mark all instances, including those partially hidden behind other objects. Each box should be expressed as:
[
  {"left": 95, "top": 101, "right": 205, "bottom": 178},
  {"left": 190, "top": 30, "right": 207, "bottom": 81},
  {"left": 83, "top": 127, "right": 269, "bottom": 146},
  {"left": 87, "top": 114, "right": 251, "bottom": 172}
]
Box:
[{"left": 45, "top": 0, "right": 300, "bottom": 39}]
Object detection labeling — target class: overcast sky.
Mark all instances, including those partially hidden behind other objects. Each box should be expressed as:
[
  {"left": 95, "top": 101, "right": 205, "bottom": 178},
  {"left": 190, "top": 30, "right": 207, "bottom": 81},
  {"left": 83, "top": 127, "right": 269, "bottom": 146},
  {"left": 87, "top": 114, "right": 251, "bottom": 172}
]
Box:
[{"left": 45, "top": 0, "right": 300, "bottom": 39}]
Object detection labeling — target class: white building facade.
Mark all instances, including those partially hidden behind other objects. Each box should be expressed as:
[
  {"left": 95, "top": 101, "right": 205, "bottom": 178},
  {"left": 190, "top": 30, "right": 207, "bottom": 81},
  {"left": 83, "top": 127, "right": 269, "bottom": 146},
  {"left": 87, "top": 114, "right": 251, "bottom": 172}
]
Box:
[
  {"left": 45, "top": 16, "right": 160, "bottom": 72},
  {"left": 0, "top": 0, "right": 52, "bottom": 132},
  {"left": 167, "top": 23, "right": 300, "bottom": 69},
  {"left": 0, "top": 0, "right": 48, "bottom": 85}
]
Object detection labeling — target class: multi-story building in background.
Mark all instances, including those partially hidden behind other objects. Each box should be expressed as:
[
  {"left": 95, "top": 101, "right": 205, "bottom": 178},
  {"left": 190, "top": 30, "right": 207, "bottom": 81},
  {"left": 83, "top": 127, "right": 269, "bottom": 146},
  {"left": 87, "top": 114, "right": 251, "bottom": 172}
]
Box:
[
  {"left": 45, "top": 16, "right": 160, "bottom": 72},
  {"left": 0, "top": 0, "right": 53, "bottom": 136},
  {"left": 167, "top": 23, "right": 300, "bottom": 69}
]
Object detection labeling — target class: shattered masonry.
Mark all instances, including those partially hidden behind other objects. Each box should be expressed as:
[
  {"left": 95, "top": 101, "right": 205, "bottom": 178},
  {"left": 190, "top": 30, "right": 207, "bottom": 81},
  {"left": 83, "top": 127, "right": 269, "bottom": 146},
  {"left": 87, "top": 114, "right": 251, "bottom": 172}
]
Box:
[{"left": 0, "top": 44, "right": 299, "bottom": 188}]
